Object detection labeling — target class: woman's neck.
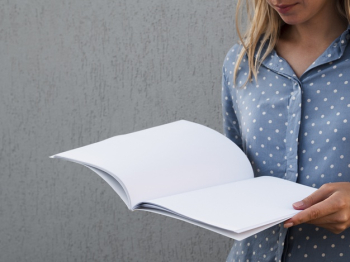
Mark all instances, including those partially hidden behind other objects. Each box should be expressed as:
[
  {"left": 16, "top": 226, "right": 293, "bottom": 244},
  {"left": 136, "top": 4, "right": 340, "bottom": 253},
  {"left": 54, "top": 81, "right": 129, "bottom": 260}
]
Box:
[
  {"left": 280, "top": 4, "right": 348, "bottom": 47},
  {"left": 275, "top": 2, "right": 348, "bottom": 79}
]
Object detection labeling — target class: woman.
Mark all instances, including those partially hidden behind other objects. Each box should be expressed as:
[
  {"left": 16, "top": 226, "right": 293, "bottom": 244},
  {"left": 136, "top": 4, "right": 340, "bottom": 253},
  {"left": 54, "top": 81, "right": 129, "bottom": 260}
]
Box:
[{"left": 222, "top": 0, "right": 350, "bottom": 261}]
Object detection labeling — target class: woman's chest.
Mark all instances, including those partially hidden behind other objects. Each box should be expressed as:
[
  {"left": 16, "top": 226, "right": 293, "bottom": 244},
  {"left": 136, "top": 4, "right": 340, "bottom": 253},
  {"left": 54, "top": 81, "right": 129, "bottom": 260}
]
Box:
[
  {"left": 228, "top": 59, "right": 350, "bottom": 181},
  {"left": 231, "top": 61, "right": 350, "bottom": 136}
]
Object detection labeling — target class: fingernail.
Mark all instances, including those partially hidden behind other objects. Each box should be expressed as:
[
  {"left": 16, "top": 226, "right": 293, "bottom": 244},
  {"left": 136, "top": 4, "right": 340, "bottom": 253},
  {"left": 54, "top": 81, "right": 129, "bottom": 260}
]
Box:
[
  {"left": 284, "top": 222, "right": 293, "bottom": 228},
  {"left": 293, "top": 201, "right": 304, "bottom": 208}
]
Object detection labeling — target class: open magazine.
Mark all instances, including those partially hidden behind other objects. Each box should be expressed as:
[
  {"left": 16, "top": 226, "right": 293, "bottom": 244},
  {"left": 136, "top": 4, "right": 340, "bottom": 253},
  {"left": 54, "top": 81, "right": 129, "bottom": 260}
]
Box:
[{"left": 50, "top": 120, "right": 316, "bottom": 240}]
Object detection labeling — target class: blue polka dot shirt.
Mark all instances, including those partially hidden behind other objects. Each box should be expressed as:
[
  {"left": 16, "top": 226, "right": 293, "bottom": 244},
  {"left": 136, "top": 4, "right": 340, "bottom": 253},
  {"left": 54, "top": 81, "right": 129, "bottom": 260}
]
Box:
[{"left": 222, "top": 24, "right": 350, "bottom": 262}]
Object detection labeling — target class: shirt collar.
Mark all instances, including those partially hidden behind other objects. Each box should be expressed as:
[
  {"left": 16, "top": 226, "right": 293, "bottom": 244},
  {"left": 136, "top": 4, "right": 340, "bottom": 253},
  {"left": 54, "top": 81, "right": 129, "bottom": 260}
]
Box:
[
  {"left": 254, "top": 24, "right": 350, "bottom": 79},
  {"left": 312, "top": 23, "right": 350, "bottom": 66}
]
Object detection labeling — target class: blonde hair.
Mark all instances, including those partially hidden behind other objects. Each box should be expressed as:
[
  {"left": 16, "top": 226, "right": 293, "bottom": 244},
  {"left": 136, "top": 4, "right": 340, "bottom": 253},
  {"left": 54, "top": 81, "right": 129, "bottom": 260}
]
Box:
[{"left": 233, "top": 0, "right": 350, "bottom": 87}]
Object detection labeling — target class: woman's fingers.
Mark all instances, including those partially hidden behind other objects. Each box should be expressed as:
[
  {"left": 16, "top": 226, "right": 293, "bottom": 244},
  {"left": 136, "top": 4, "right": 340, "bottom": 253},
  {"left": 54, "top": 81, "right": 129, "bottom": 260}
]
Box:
[
  {"left": 283, "top": 183, "right": 337, "bottom": 228},
  {"left": 285, "top": 197, "right": 339, "bottom": 228},
  {"left": 292, "top": 183, "right": 335, "bottom": 210},
  {"left": 284, "top": 182, "right": 350, "bottom": 234},
  {"left": 307, "top": 209, "right": 350, "bottom": 225}
]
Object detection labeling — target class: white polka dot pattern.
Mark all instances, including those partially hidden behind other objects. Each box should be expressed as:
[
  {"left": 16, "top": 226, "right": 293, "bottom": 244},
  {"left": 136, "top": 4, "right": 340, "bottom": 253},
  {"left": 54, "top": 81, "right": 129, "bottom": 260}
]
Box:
[{"left": 223, "top": 25, "right": 350, "bottom": 262}]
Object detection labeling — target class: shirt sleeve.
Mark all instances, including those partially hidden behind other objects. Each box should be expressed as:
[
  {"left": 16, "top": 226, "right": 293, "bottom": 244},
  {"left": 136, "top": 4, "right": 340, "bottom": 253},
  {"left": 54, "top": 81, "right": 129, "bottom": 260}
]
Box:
[{"left": 221, "top": 58, "right": 243, "bottom": 150}]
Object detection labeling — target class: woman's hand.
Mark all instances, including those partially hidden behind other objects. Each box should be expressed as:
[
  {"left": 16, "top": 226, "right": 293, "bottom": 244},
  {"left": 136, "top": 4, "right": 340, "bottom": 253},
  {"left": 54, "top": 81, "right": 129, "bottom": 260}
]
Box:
[{"left": 284, "top": 182, "right": 350, "bottom": 234}]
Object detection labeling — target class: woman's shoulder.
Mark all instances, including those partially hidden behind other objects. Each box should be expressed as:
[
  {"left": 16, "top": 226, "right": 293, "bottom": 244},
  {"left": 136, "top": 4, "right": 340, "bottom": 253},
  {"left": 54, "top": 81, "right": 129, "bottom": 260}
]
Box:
[
  {"left": 223, "top": 43, "right": 245, "bottom": 65},
  {"left": 223, "top": 43, "right": 245, "bottom": 77},
  {"left": 222, "top": 43, "right": 249, "bottom": 82}
]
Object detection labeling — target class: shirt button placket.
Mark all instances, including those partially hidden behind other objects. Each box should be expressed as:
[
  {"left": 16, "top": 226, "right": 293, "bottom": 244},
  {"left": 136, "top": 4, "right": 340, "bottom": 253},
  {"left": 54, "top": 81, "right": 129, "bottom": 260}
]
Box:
[{"left": 285, "top": 80, "right": 302, "bottom": 182}]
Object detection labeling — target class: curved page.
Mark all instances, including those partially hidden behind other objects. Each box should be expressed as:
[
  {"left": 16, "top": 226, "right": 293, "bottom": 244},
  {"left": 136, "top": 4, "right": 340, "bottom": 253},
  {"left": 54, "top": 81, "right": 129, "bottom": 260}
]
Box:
[
  {"left": 51, "top": 120, "right": 254, "bottom": 208},
  {"left": 85, "top": 165, "right": 129, "bottom": 207}
]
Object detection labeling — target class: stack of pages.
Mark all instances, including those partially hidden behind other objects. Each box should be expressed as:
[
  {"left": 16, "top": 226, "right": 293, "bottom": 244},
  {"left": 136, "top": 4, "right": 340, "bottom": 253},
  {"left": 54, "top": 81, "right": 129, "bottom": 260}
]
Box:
[{"left": 51, "top": 120, "right": 316, "bottom": 240}]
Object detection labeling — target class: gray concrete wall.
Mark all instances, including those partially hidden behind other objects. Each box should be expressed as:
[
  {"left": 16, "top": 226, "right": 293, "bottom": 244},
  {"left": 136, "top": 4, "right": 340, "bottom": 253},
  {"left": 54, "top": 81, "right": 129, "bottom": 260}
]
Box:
[{"left": 0, "top": 0, "right": 240, "bottom": 261}]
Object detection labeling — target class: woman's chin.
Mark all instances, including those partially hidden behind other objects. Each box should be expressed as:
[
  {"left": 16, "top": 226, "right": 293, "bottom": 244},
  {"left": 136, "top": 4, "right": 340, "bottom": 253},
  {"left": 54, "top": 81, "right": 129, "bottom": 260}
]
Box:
[{"left": 279, "top": 16, "right": 306, "bottom": 26}]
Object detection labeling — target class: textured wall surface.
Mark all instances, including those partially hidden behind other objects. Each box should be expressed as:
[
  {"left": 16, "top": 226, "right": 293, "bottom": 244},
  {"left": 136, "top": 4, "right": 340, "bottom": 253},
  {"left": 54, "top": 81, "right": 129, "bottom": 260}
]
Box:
[{"left": 1, "top": 0, "right": 240, "bottom": 261}]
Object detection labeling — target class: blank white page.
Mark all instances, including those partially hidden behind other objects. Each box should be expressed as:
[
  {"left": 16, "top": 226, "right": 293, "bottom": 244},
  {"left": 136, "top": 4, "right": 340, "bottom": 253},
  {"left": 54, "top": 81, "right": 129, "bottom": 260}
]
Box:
[
  {"left": 147, "top": 176, "right": 317, "bottom": 233},
  {"left": 51, "top": 120, "right": 254, "bottom": 208}
]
